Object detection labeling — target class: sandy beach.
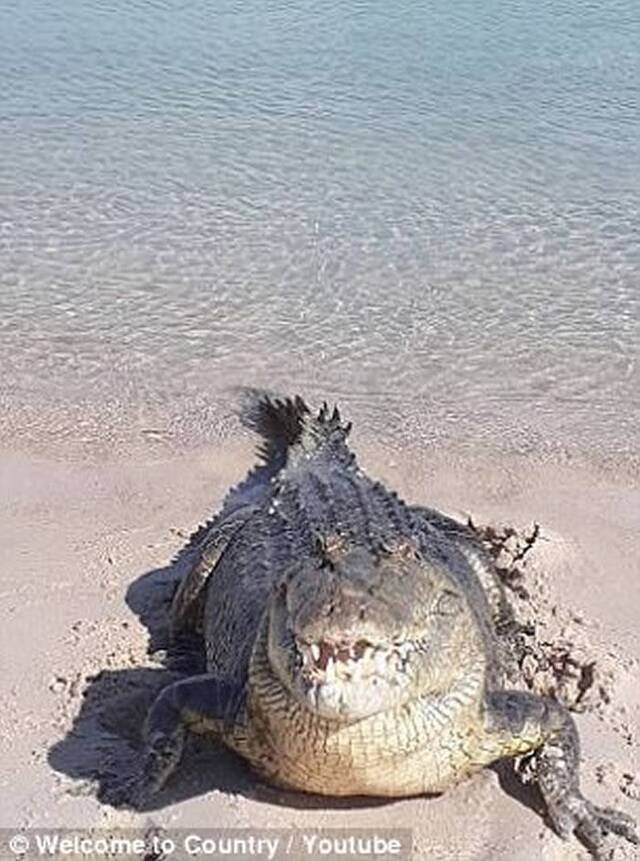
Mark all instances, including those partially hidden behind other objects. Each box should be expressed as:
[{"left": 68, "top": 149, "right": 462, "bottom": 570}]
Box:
[{"left": 2, "top": 434, "right": 638, "bottom": 860}]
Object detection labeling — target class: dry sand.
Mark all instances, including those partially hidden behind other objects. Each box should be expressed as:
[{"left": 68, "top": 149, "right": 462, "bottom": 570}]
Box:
[{"left": 1, "top": 436, "right": 639, "bottom": 860}]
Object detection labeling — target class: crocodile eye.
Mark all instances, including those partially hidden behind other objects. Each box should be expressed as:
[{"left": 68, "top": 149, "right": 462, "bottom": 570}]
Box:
[{"left": 435, "top": 590, "right": 462, "bottom": 617}]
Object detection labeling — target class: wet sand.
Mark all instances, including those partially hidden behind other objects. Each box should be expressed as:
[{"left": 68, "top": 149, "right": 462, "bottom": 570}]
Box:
[{"left": 1, "top": 438, "right": 639, "bottom": 860}]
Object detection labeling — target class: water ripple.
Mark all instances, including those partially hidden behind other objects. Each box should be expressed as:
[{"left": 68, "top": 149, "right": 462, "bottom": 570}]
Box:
[{"left": 0, "top": 0, "right": 639, "bottom": 456}]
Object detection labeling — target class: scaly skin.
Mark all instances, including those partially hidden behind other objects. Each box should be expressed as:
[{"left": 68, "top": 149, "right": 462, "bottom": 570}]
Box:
[{"left": 123, "top": 395, "right": 637, "bottom": 859}]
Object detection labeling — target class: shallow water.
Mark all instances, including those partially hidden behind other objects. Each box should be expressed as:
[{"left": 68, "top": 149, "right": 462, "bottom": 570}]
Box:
[{"left": 1, "top": 0, "right": 639, "bottom": 456}]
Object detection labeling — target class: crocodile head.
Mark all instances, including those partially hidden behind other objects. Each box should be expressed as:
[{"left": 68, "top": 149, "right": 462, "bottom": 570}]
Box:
[{"left": 266, "top": 537, "right": 474, "bottom": 723}]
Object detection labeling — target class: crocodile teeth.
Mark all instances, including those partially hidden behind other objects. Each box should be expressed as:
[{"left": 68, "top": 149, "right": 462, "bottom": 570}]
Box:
[{"left": 301, "top": 638, "right": 417, "bottom": 683}]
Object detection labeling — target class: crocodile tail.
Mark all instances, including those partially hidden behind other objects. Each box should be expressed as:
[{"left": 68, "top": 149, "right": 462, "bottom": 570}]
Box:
[{"left": 240, "top": 390, "right": 353, "bottom": 466}]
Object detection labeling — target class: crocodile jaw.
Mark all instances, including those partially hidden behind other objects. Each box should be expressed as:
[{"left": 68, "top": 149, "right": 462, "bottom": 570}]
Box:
[{"left": 242, "top": 628, "right": 487, "bottom": 797}]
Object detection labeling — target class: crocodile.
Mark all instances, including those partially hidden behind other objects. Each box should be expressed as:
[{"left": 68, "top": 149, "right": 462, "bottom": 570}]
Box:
[{"left": 134, "top": 394, "right": 637, "bottom": 857}]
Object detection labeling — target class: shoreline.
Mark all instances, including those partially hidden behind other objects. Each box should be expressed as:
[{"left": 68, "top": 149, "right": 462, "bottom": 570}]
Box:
[{"left": 1, "top": 440, "right": 639, "bottom": 858}]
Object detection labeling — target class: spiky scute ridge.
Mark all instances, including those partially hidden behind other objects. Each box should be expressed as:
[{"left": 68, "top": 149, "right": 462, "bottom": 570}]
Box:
[
  {"left": 242, "top": 394, "right": 310, "bottom": 468},
  {"left": 241, "top": 393, "right": 355, "bottom": 470}
]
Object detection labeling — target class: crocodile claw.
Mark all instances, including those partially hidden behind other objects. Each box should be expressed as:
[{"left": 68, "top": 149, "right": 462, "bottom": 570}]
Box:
[
  {"left": 549, "top": 791, "right": 638, "bottom": 858},
  {"left": 99, "top": 739, "right": 177, "bottom": 810}
]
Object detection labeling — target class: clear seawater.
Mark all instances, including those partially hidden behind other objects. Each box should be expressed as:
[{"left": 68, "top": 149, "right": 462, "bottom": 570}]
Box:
[{"left": 1, "top": 0, "right": 639, "bottom": 456}]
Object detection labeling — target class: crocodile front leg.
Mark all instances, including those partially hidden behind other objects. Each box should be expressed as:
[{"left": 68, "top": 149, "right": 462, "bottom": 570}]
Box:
[
  {"left": 480, "top": 690, "right": 637, "bottom": 857},
  {"left": 171, "top": 506, "right": 257, "bottom": 636},
  {"left": 106, "top": 675, "right": 246, "bottom": 807}
]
